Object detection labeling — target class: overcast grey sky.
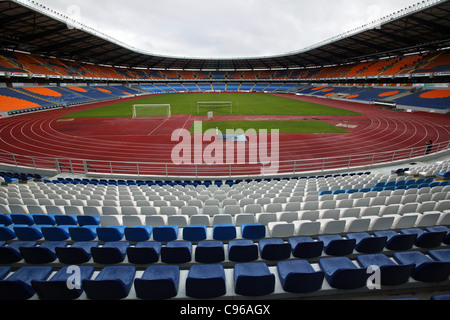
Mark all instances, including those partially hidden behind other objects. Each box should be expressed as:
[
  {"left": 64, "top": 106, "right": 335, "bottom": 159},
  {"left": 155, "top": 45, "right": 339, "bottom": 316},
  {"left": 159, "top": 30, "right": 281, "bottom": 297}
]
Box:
[{"left": 35, "top": 0, "right": 423, "bottom": 58}]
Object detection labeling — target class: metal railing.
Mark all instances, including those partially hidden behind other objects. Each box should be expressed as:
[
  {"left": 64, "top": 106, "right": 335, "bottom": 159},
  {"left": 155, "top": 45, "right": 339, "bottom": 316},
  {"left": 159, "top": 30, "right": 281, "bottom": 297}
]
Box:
[{"left": 0, "top": 141, "right": 449, "bottom": 179}]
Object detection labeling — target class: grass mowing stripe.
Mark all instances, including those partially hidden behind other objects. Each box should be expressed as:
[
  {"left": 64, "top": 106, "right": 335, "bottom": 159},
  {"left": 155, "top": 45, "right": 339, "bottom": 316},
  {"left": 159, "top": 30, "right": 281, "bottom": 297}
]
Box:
[
  {"left": 60, "top": 93, "right": 361, "bottom": 119},
  {"left": 189, "top": 121, "right": 349, "bottom": 134}
]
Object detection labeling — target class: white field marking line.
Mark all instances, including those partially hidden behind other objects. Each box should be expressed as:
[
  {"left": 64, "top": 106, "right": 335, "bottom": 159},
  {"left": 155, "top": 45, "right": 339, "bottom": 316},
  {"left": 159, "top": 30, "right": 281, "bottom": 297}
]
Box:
[{"left": 148, "top": 117, "right": 171, "bottom": 136}]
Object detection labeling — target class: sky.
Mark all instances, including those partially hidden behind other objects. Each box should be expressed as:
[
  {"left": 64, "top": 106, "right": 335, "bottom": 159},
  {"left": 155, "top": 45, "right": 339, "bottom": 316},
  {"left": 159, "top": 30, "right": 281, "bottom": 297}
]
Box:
[{"left": 33, "top": 0, "right": 425, "bottom": 59}]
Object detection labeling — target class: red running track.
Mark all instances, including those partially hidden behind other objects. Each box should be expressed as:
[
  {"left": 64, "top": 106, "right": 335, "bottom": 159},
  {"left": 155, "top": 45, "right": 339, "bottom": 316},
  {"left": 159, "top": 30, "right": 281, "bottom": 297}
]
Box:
[{"left": 0, "top": 94, "right": 449, "bottom": 177}]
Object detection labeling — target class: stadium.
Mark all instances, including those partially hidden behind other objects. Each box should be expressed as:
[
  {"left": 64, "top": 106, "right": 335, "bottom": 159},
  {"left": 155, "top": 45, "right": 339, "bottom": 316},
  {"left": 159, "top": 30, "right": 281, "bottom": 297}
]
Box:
[{"left": 0, "top": 0, "right": 449, "bottom": 305}]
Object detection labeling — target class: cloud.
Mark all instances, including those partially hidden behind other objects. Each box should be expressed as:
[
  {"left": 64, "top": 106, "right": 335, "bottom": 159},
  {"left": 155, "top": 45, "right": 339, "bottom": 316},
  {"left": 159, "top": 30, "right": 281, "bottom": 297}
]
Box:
[{"left": 35, "top": 0, "right": 422, "bottom": 58}]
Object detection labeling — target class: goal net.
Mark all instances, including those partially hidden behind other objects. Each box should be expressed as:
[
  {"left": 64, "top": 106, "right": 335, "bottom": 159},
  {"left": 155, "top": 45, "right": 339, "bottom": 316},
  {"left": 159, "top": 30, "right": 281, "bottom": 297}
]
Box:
[
  {"left": 197, "top": 101, "right": 233, "bottom": 115},
  {"left": 132, "top": 104, "right": 171, "bottom": 119}
]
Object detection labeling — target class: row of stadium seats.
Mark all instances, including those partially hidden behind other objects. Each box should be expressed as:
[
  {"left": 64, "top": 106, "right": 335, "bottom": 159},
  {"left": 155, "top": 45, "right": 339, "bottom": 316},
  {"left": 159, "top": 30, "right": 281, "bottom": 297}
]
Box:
[
  {"left": 0, "top": 247, "right": 449, "bottom": 300},
  {"left": 1, "top": 49, "right": 449, "bottom": 80}
]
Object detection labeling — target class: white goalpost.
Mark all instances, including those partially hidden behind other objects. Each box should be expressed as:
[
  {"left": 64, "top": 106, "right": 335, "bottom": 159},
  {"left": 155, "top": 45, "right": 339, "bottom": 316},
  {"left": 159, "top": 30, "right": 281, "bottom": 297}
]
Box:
[
  {"left": 197, "top": 101, "right": 233, "bottom": 114},
  {"left": 132, "top": 104, "right": 171, "bottom": 119}
]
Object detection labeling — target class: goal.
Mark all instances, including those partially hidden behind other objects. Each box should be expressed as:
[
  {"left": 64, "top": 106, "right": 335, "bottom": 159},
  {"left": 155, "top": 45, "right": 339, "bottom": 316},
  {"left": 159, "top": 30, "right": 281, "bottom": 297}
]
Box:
[
  {"left": 132, "top": 104, "right": 171, "bottom": 119},
  {"left": 197, "top": 101, "right": 233, "bottom": 114}
]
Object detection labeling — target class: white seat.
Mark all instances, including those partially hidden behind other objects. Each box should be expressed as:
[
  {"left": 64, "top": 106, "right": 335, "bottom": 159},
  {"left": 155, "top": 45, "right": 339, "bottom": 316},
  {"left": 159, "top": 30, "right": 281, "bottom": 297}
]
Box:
[
  {"left": 265, "top": 203, "right": 283, "bottom": 213},
  {"left": 160, "top": 206, "right": 178, "bottom": 216},
  {"left": 223, "top": 205, "right": 241, "bottom": 216},
  {"left": 437, "top": 211, "right": 450, "bottom": 225},
  {"left": 268, "top": 222, "right": 295, "bottom": 238},
  {"left": 213, "top": 214, "right": 233, "bottom": 226},
  {"left": 398, "top": 203, "right": 419, "bottom": 215},
  {"left": 256, "top": 213, "right": 277, "bottom": 225},
  {"left": 379, "top": 205, "right": 400, "bottom": 216},
  {"left": 167, "top": 215, "right": 188, "bottom": 227},
  {"left": 343, "top": 217, "right": 371, "bottom": 233},
  {"left": 244, "top": 204, "right": 263, "bottom": 214},
  {"left": 294, "top": 221, "right": 321, "bottom": 236},
  {"left": 122, "top": 215, "right": 145, "bottom": 227},
  {"left": 435, "top": 200, "right": 450, "bottom": 212},
  {"left": 100, "top": 215, "right": 123, "bottom": 227},
  {"left": 360, "top": 206, "right": 380, "bottom": 217},
  {"left": 386, "top": 195, "right": 403, "bottom": 205},
  {"left": 140, "top": 207, "right": 159, "bottom": 215},
  {"left": 8, "top": 204, "right": 28, "bottom": 214},
  {"left": 121, "top": 207, "right": 140, "bottom": 216},
  {"left": 234, "top": 214, "right": 255, "bottom": 226},
  {"left": 102, "top": 206, "right": 121, "bottom": 216},
  {"left": 340, "top": 208, "right": 361, "bottom": 218},
  {"left": 370, "top": 196, "right": 387, "bottom": 206},
  {"left": 284, "top": 202, "right": 301, "bottom": 212},
  {"left": 415, "top": 212, "right": 441, "bottom": 227},
  {"left": 26, "top": 205, "right": 46, "bottom": 215},
  {"left": 392, "top": 214, "right": 419, "bottom": 229},
  {"left": 319, "top": 219, "right": 346, "bottom": 234},
  {"left": 320, "top": 200, "right": 337, "bottom": 210},
  {"left": 320, "top": 209, "right": 340, "bottom": 220},
  {"left": 64, "top": 206, "right": 83, "bottom": 216},
  {"left": 46, "top": 205, "right": 64, "bottom": 215},
  {"left": 369, "top": 216, "right": 395, "bottom": 231},
  {"left": 303, "top": 201, "right": 319, "bottom": 211},
  {"left": 180, "top": 206, "right": 199, "bottom": 216},
  {"left": 190, "top": 215, "right": 212, "bottom": 227},
  {"left": 202, "top": 206, "right": 220, "bottom": 216},
  {"left": 298, "top": 210, "right": 320, "bottom": 221},
  {"left": 277, "top": 212, "right": 299, "bottom": 223},
  {"left": 337, "top": 199, "right": 354, "bottom": 209},
  {"left": 145, "top": 215, "right": 167, "bottom": 227},
  {"left": 354, "top": 198, "right": 370, "bottom": 208},
  {"left": 417, "top": 201, "right": 436, "bottom": 214}
]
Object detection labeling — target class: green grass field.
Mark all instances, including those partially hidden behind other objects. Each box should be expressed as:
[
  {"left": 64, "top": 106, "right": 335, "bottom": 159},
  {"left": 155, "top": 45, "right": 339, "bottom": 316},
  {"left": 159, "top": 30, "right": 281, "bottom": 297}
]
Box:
[
  {"left": 61, "top": 93, "right": 361, "bottom": 118},
  {"left": 189, "top": 120, "right": 349, "bottom": 134}
]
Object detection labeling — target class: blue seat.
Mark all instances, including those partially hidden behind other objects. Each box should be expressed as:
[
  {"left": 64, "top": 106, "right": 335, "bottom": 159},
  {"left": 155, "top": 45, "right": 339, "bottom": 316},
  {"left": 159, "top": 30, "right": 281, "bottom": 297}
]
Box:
[
  {"left": 186, "top": 265, "right": 226, "bottom": 299},
  {"left": 428, "top": 249, "right": 450, "bottom": 263},
  {"left": 125, "top": 226, "right": 153, "bottom": 242},
  {"left": 161, "top": 241, "right": 192, "bottom": 264},
  {"left": 346, "top": 233, "right": 388, "bottom": 254},
  {"left": 91, "top": 242, "right": 130, "bottom": 264},
  {"left": 134, "top": 266, "right": 180, "bottom": 300},
  {"left": 319, "top": 257, "right": 369, "bottom": 289},
  {"left": 259, "top": 239, "right": 291, "bottom": 261},
  {"left": 195, "top": 241, "right": 225, "bottom": 263},
  {"left": 289, "top": 237, "right": 324, "bottom": 259},
  {"left": 97, "top": 226, "right": 126, "bottom": 242},
  {"left": 318, "top": 235, "right": 356, "bottom": 256},
  {"left": 213, "top": 224, "right": 236, "bottom": 241},
  {"left": 0, "top": 241, "right": 36, "bottom": 264},
  {"left": 32, "top": 214, "right": 56, "bottom": 226},
  {"left": 431, "top": 293, "right": 450, "bottom": 300},
  {"left": 32, "top": 266, "right": 95, "bottom": 300},
  {"left": 0, "top": 225, "right": 16, "bottom": 241},
  {"left": 0, "top": 266, "right": 53, "bottom": 300},
  {"left": 277, "top": 260, "right": 324, "bottom": 294},
  {"left": 83, "top": 266, "right": 136, "bottom": 300},
  {"left": 20, "top": 242, "right": 68, "bottom": 264},
  {"left": 54, "top": 215, "right": 78, "bottom": 226},
  {"left": 0, "top": 214, "right": 13, "bottom": 226},
  {"left": 426, "top": 226, "right": 450, "bottom": 245},
  {"left": 55, "top": 242, "right": 99, "bottom": 264},
  {"left": 14, "top": 225, "right": 50, "bottom": 241},
  {"left": 241, "top": 223, "right": 266, "bottom": 240},
  {"left": 183, "top": 225, "right": 207, "bottom": 242},
  {"left": 228, "top": 240, "right": 259, "bottom": 262},
  {"left": 153, "top": 226, "right": 179, "bottom": 242},
  {"left": 234, "top": 263, "right": 275, "bottom": 297},
  {"left": 42, "top": 226, "right": 71, "bottom": 241},
  {"left": 374, "top": 230, "right": 417, "bottom": 251},
  {"left": 0, "top": 267, "right": 10, "bottom": 280},
  {"left": 127, "top": 242, "right": 162, "bottom": 264},
  {"left": 77, "top": 215, "right": 100, "bottom": 226},
  {"left": 356, "top": 254, "right": 415, "bottom": 286},
  {"left": 399, "top": 228, "right": 447, "bottom": 249},
  {"left": 393, "top": 251, "right": 450, "bottom": 283},
  {"left": 69, "top": 226, "right": 99, "bottom": 241},
  {"left": 11, "top": 214, "right": 35, "bottom": 226}
]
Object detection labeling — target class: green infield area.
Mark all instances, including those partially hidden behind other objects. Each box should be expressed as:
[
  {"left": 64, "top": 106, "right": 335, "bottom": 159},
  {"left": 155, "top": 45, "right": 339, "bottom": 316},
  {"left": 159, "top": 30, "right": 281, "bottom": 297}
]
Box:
[
  {"left": 60, "top": 93, "right": 361, "bottom": 118},
  {"left": 189, "top": 120, "right": 349, "bottom": 134}
]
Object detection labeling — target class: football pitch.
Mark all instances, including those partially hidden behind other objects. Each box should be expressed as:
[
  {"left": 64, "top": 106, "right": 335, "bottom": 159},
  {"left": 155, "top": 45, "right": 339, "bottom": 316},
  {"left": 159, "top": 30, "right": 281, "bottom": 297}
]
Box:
[
  {"left": 61, "top": 93, "right": 361, "bottom": 118},
  {"left": 60, "top": 93, "right": 360, "bottom": 134}
]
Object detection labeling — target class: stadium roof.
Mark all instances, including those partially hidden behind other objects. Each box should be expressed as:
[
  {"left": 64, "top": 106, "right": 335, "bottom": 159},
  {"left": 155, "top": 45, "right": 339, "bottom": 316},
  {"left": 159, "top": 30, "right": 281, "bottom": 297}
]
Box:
[{"left": 1, "top": 0, "right": 450, "bottom": 71}]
